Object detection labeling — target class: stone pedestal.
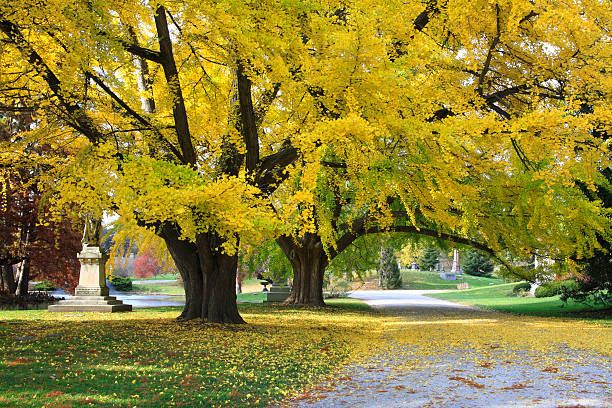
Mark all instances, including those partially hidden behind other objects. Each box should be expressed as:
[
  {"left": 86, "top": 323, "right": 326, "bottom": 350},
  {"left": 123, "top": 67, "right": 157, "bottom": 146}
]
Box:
[
  {"left": 439, "top": 272, "right": 457, "bottom": 281},
  {"left": 264, "top": 283, "right": 291, "bottom": 302},
  {"left": 49, "top": 246, "right": 131, "bottom": 313}
]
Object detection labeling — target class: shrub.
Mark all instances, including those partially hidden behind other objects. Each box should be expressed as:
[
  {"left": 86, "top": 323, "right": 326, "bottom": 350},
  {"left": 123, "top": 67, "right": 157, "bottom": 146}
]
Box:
[
  {"left": 110, "top": 276, "right": 133, "bottom": 292},
  {"left": 33, "top": 281, "right": 56, "bottom": 291},
  {"left": 512, "top": 282, "right": 532, "bottom": 295},
  {"left": 534, "top": 279, "right": 580, "bottom": 298},
  {"left": 0, "top": 292, "right": 63, "bottom": 308}
]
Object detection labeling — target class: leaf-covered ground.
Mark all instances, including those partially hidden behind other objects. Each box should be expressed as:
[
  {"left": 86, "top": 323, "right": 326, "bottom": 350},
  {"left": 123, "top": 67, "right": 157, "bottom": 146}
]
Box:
[
  {"left": 0, "top": 300, "right": 383, "bottom": 408},
  {"left": 282, "top": 291, "right": 612, "bottom": 408}
]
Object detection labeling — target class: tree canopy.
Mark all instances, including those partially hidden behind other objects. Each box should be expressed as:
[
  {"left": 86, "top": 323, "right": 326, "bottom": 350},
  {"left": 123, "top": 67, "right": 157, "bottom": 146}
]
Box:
[{"left": 1, "top": 0, "right": 611, "bottom": 321}]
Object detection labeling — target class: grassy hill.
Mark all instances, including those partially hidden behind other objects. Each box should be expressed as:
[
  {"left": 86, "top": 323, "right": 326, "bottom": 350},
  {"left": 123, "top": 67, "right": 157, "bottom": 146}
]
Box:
[{"left": 399, "top": 269, "right": 505, "bottom": 290}]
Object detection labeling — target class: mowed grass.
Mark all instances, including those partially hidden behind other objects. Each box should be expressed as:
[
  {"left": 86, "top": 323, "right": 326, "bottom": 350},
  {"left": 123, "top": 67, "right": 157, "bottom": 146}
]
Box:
[
  {"left": 130, "top": 283, "right": 185, "bottom": 295},
  {"left": 131, "top": 274, "right": 180, "bottom": 281},
  {"left": 129, "top": 278, "right": 266, "bottom": 296},
  {"left": 428, "top": 283, "right": 612, "bottom": 324},
  {"left": 400, "top": 269, "right": 505, "bottom": 290},
  {"left": 0, "top": 300, "right": 382, "bottom": 408}
]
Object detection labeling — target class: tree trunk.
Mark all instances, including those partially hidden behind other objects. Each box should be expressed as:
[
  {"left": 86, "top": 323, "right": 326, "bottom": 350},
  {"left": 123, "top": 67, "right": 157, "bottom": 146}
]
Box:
[
  {"left": 1, "top": 264, "right": 16, "bottom": 294},
  {"left": 15, "top": 260, "right": 29, "bottom": 297},
  {"left": 278, "top": 234, "right": 327, "bottom": 306},
  {"left": 196, "top": 233, "right": 245, "bottom": 324},
  {"left": 159, "top": 224, "right": 245, "bottom": 324},
  {"left": 159, "top": 223, "right": 202, "bottom": 321}
]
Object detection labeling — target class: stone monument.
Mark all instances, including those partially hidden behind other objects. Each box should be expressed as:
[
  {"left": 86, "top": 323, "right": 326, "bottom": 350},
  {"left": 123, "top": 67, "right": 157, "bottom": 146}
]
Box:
[
  {"left": 264, "top": 282, "right": 291, "bottom": 302},
  {"left": 49, "top": 216, "right": 132, "bottom": 313},
  {"left": 440, "top": 249, "right": 461, "bottom": 280},
  {"left": 451, "top": 249, "right": 462, "bottom": 274}
]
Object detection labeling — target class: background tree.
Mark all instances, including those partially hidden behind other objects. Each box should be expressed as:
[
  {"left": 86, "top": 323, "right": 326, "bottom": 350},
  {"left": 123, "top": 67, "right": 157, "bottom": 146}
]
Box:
[
  {"left": 418, "top": 247, "right": 439, "bottom": 271},
  {"left": 378, "top": 247, "right": 403, "bottom": 290},
  {"left": 568, "top": 120, "right": 612, "bottom": 304},
  {"left": 132, "top": 249, "right": 163, "bottom": 279},
  {"left": 462, "top": 251, "right": 494, "bottom": 277},
  {"left": 399, "top": 244, "right": 424, "bottom": 270},
  {"left": 0, "top": 111, "right": 81, "bottom": 295}
]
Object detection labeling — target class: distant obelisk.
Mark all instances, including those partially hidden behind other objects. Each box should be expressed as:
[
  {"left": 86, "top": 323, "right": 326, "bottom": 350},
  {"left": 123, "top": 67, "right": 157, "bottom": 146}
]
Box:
[
  {"left": 451, "top": 249, "right": 462, "bottom": 274},
  {"left": 49, "top": 215, "right": 131, "bottom": 313}
]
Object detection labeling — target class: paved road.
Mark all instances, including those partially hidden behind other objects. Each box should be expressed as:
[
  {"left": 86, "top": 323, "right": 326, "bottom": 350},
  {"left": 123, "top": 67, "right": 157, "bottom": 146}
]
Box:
[
  {"left": 349, "top": 289, "right": 473, "bottom": 309},
  {"left": 281, "top": 290, "right": 612, "bottom": 408}
]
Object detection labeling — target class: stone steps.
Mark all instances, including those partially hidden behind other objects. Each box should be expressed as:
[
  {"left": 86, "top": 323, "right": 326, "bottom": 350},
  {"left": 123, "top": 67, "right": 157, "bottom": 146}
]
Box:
[
  {"left": 48, "top": 295, "right": 132, "bottom": 313},
  {"left": 48, "top": 303, "right": 132, "bottom": 313}
]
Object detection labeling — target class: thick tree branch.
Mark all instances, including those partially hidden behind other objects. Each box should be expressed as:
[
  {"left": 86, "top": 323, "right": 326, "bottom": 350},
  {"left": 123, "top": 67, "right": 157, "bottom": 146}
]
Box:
[
  {"left": 236, "top": 61, "right": 259, "bottom": 172},
  {"left": 331, "top": 220, "right": 495, "bottom": 262},
  {"left": 255, "top": 144, "right": 299, "bottom": 194},
  {"left": 477, "top": 4, "right": 501, "bottom": 96},
  {"left": 88, "top": 73, "right": 184, "bottom": 162},
  {"left": 122, "top": 41, "right": 163, "bottom": 64},
  {"left": 154, "top": 6, "right": 197, "bottom": 166},
  {"left": 413, "top": 0, "right": 439, "bottom": 31},
  {"left": 0, "top": 105, "right": 36, "bottom": 112}
]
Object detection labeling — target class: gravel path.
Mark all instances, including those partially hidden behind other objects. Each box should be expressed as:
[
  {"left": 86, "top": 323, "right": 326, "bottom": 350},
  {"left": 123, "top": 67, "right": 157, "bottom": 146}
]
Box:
[{"left": 281, "top": 290, "right": 612, "bottom": 408}]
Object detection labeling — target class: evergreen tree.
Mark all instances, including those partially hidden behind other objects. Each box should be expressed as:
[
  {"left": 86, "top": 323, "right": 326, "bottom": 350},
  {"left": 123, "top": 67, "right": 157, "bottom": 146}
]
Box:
[
  {"left": 462, "top": 251, "right": 494, "bottom": 277},
  {"left": 378, "top": 247, "right": 402, "bottom": 290},
  {"left": 418, "top": 247, "right": 439, "bottom": 271}
]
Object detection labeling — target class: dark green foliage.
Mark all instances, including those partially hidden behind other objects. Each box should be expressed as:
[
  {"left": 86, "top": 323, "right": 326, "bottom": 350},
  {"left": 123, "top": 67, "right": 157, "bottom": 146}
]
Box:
[
  {"left": 462, "top": 251, "right": 494, "bottom": 277},
  {"left": 418, "top": 247, "right": 439, "bottom": 271},
  {"left": 569, "top": 117, "right": 612, "bottom": 305},
  {"left": 33, "top": 281, "right": 56, "bottom": 291},
  {"left": 512, "top": 282, "right": 532, "bottom": 294},
  {"left": 110, "top": 276, "right": 133, "bottom": 292},
  {"left": 534, "top": 279, "right": 580, "bottom": 298},
  {"left": 569, "top": 169, "right": 612, "bottom": 304},
  {"left": 378, "top": 247, "right": 402, "bottom": 289},
  {"left": 535, "top": 278, "right": 612, "bottom": 306}
]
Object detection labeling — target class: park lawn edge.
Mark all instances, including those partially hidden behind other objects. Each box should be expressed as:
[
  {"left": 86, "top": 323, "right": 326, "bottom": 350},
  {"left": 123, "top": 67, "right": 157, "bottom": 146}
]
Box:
[{"left": 426, "top": 283, "right": 612, "bottom": 325}]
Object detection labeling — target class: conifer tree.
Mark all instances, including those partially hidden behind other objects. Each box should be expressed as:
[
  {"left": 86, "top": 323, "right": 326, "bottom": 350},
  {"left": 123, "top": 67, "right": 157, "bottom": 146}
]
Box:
[
  {"left": 463, "top": 251, "right": 494, "bottom": 277},
  {"left": 378, "top": 247, "right": 402, "bottom": 290},
  {"left": 418, "top": 247, "right": 439, "bottom": 271}
]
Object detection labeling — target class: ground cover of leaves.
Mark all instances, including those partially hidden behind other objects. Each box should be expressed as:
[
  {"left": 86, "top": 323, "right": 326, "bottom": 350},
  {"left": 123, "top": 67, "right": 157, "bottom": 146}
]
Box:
[
  {"left": 0, "top": 300, "right": 384, "bottom": 408},
  {"left": 282, "top": 305, "right": 612, "bottom": 408}
]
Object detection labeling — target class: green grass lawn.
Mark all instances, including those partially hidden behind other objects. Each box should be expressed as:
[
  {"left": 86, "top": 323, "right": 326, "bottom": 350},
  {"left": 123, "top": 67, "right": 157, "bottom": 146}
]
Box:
[
  {"left": 131, "top": 273, "right": 180, "bottom": 281},
  {"left": 236, "top": 292, "right": 265, "bottom": 302},
  {"left": 0, "top": 299, "right": 380, "bottom": 408},
  {"left": 129, "top": 278, "right": 269, "bottom": 296},
  {"left": 399, "top": 269, "right": 505, "bottom": 290},
  {"left": 130, "top": 283, "right": 185, "bottom": 295},
  {"left": 428, "top": 283, "right": 612, "bottom": 324}
]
